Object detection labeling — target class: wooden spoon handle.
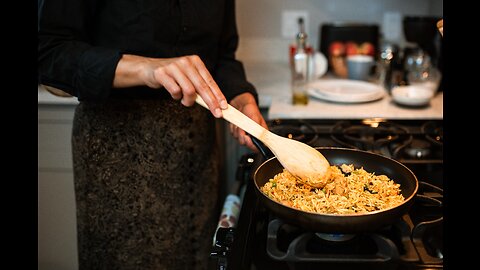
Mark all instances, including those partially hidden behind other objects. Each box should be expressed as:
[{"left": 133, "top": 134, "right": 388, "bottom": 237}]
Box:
[{"left": 195, "top": 95, "right": 268, "bottom": 140}]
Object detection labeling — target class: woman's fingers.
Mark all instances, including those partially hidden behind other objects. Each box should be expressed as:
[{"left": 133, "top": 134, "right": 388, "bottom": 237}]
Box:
[
  {"left": 154, "top": 55, "right": 226, "bottom": 118},
  {"left": 182, "top": 56, "right": 226, "bottom": 117},
  {"left": 191, "top": 57, "right": 228, "bottom": 110},
  {"left": 154, "top": 66, "right": 184, "bottom": 101}
]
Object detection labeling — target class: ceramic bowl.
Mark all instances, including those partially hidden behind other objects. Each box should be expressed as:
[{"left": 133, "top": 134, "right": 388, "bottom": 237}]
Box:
[{"left": 391, "top": 85, "right": 435, "bottom": 106}]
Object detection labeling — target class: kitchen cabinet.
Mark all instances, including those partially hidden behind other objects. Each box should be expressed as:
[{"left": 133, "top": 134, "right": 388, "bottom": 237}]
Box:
[{"left": 38, "top": 100, "right": 79, "bottom": 270}]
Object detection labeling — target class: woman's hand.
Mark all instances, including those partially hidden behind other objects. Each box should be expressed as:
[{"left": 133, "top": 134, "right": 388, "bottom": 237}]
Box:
[
  {"left": 114, "top": 54, "right": 228, "bottom": 118},
  {"left": 229, "top": 92, "right": 268, "bottom": 152}
]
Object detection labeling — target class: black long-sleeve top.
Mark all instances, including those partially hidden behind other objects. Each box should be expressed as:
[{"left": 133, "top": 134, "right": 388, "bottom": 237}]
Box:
[{"left": 38, "top": 0, "right": 257, "bottom": 102}]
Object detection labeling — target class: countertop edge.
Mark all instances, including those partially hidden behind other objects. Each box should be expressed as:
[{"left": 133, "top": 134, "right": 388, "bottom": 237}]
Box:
[
  {"left": 38, "top": 85, "right": 79, "bottom": 105},
  {"left": 268, "top": 92, "right": 443, "bottom": 120}
]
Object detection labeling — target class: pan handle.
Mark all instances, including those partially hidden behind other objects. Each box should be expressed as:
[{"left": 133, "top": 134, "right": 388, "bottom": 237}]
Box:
[{"left": 249, "top": 134, "right": 274, "bottom": 160}]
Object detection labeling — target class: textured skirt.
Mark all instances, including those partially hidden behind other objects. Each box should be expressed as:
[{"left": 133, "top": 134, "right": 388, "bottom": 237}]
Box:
[{"left": 72, "top": 98, "right": 220, "bottom": 270}]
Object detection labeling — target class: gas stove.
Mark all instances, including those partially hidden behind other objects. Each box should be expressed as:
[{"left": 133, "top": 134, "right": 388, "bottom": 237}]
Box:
[{"left": 211, "top": 118, "right": 443, "bottom": 270}]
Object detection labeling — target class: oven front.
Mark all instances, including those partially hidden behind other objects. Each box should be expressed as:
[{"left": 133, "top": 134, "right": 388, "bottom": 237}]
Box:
[{"left": 210, "top": 118, "right": 443, "bottom": 270}]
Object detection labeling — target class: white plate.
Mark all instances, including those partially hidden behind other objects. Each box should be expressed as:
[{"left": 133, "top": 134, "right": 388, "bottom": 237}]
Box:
[
  {"left": 391, "top": 85, "right": 435, "bottom": 106},
  {"left": 308, "top": 79, "right": 385, "bottom": 103}
]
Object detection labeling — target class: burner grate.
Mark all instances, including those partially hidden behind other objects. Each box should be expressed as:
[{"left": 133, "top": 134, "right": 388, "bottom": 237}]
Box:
[
  {"left": 421, "top": 121, "right": 443, "bottom": 146},
  {"left": 265, "top": 217, "right": 421, "bottom": 264},
  {"left": 269, "top": 119, "right": 318, "bottom": 145},
  {"left": 330, "top": 120, "right": 410, "bottom": 156}
]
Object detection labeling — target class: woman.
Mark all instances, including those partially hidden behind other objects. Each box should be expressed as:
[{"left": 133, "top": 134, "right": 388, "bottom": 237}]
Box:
[{"left": 38, "top": 0, "right": 267, "bottom": 269}]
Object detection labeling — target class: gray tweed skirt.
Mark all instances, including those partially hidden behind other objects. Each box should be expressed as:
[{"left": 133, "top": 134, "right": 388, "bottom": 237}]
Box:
[{"left": 72, "top": 98, "right": 220, "bottom": 270}]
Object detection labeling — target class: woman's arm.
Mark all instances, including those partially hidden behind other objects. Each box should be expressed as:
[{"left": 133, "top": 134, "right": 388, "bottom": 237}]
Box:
[{"left": 38, "top": 0, "right": 121, "bottom": 101}]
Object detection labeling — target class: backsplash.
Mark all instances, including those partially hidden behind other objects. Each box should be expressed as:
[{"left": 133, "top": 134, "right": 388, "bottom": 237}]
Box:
[{"left": 236, "top": 0, "right": 443, "bottom": 63}]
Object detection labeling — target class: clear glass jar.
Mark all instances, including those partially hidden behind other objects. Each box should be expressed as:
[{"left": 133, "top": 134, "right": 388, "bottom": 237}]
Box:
[{"left": 405, "top": 48, "right": 441, "bottom": 93}]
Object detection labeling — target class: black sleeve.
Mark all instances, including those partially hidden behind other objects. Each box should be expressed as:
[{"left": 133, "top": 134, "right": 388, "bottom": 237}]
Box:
[
  {"left": 38, "top": 0, "right": 122, "bottom": 101},
  {"left": 213, "top": 0, "right": 258, "bottom": 104}
]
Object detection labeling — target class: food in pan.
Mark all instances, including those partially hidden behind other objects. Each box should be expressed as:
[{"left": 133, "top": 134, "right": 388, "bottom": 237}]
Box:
[{"left": 260, "top": 164, "right": 405, "bottom": 215}]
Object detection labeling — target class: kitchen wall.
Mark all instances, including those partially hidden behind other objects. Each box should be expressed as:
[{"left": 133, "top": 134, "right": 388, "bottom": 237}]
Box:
[{"left": 236, "top": 0, "right": 443, "bottom": 63}]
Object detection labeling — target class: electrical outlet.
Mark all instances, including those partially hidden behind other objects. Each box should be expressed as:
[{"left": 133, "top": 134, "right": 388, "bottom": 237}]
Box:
[{"left": 282, "top": 10, "right": 309, "bottom": 39}]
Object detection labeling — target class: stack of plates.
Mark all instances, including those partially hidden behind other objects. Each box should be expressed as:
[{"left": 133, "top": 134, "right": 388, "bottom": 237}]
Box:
[{"left": 308, "top": 79, "right": 385, "bottom": 103}]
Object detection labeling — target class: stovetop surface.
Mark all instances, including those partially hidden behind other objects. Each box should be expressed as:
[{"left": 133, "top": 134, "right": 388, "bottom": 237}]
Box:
[{"left": 211, "top": 118, "right": 443, "bottom": 270}]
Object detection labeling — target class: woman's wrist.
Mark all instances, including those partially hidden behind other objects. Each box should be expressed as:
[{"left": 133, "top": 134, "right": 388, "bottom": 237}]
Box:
[
  {"left": 113, "top": 54, "right": 159, "bottom": 88},
  {"left": 230, "top": 92, "right": 257, "bottom": 109}
]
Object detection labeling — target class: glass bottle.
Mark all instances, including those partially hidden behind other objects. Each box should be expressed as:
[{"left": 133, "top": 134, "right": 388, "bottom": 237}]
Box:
[{"left": 291, "top": 18, "right": 311, "bottom": 105}]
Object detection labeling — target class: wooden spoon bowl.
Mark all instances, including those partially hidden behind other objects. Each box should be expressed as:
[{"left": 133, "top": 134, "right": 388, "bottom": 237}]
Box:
[{"left": 195, "top": 95, "right": 330, "bottom": 187}]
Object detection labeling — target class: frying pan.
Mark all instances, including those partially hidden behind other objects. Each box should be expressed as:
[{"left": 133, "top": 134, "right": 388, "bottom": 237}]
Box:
[{"left": 252, "top": 146, "right": 419, "bottom": 233}]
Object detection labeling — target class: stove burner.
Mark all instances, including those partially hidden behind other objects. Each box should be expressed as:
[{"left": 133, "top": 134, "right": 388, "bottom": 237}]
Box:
[
  {"left": 269, "top": 119, "right": 318, "bottom": 145},
  {"left": 404, "top": 139, "right": 432, "bottom": 159},
  {"left": 330, "top": 120, "right": 408, "bottom": 153},
  {"left": 315, "top": 233, "right": 355, "bottom": 242},
  {"left": 264, "top": 218, "right": 419, "bottom": 264},
  {"left": 421, "top": 121, "right": 443, "bottom": 146}
]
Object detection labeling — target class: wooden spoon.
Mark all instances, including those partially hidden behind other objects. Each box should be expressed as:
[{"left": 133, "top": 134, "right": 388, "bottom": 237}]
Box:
[{"left": 195, "top": 95, "right": 331, "bottom": 188}]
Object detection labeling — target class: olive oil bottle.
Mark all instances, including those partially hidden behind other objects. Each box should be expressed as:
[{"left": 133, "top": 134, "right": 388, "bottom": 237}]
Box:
[{"left": 291, "top": 17, "right": 311, "bottom": 105}]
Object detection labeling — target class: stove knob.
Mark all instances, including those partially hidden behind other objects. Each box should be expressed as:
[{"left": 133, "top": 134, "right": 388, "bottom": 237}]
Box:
[{"left": 210, "top": 228, "right": 235, "bottom": 270}]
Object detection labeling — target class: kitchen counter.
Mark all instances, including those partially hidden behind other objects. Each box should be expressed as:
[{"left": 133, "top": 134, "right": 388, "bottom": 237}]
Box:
[
  {"left": 243, "top": 61, "right": 443, "bottom": 120},
  {"left": 38, "top": 85, "right": 79, "bottom": 105},
  {"left": 268, "top": 91, "right": 443, "bottom": 120}
]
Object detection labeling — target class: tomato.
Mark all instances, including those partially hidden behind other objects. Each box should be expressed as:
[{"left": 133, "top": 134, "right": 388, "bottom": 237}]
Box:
[{"left": 328, "top": 41, "right": 345, "bottom": 57}]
